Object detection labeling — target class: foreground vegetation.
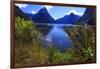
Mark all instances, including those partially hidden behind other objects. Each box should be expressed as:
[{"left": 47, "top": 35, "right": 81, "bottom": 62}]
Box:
[
  {"left": 66, "top": 23, "right": 95, "bottom": 62},
  {"left": 15, "top": 17, "right": 95, "bottom": 66}
]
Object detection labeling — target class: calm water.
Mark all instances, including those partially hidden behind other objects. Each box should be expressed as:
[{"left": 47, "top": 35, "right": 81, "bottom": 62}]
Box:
[{"left": 45, "top": 25, "right": 72, "bottom": 51}]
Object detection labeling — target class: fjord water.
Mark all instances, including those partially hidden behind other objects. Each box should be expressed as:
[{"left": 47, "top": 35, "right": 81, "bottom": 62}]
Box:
[{"left": 46, "top": 25, "right": 72, "bottom": 51}]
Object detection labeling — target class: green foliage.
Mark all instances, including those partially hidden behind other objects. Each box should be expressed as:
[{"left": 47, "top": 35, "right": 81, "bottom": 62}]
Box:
[
  {"left": 66, "top": 23, "right": 95, "bottom": 62},
  {"left": 15, "top": 16, "right": 41, "bottom": 44},
  {"left": 15, "top": 17, "right": 49, "bottom": 65},
  {"left": 15, "top": 44, "right": 49, "bottom": 65},
  {"left": 26, "top": 44, "right": 49, "bottom": 64},
  {"left": 48, "top": 47, "right": 76, "bottom": 64},
  {"left": 82, "top": 46, "right": 93, "bottom": 61},
  {"left": 15, "top": 45, "right": 30, "bottom": 65},
  {"left": 15, "top": 16, "right": 95, "bottom": 66}
]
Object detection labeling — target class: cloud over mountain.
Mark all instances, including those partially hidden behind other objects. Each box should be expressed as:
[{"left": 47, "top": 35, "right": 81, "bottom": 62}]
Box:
[
  {"left": 31, "top": 10, "right": 37, "bottom": 14},
  {"left": 42, "top": 5, "right": 53, "bottom": 11},
  {"left": 66, "top": 9, "right": 84, "bottom": 16},
  {"left": 15, "top": 3, "right": 28, "bottom": 9}
]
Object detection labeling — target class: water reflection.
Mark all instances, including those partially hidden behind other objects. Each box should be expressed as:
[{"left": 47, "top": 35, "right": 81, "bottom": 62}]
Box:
[{"left": 46, "top": 25, "right": 72, "bottom": 51}]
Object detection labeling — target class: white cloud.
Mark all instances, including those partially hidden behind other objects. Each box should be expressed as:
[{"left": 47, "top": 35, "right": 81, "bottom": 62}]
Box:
[
  {"left": 66, "top": 9, "right": 83, "bottom": 16},
  {"left": 31, "top": 10, "right": 37, "bottom": 14},
  {"left": 15, "top": 3, "right": 28, "bottom": 9},
  {"left": 42, "top": 5, "right": 53, "bottom": 11}
]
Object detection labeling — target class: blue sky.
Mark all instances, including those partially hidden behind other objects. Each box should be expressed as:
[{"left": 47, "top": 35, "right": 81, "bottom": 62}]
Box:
[{"left": 15, "top": 3, "right": 86, "bottom": 20}]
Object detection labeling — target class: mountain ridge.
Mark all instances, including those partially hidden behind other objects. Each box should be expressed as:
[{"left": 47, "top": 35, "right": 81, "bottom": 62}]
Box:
[
  {"left": 56, "top": 12, "right": 80, "bottom": 24},
  {"left": 14, "top": 5, "right": 95, "bottom": 25},
  {"left": 31, "top": 7, "right": 56, "bottom": 23}
]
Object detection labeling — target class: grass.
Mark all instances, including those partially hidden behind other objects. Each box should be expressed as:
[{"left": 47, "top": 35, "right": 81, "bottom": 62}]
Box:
[{"left": 15, "top": 17, "right": 95, "bottom": 66}]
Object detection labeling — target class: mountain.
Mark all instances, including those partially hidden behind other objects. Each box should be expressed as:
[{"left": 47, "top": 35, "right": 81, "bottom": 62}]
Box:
[
  {"left": 56, "top": 15, "right": 69, "bottom": 24},
  {"left": 15, "top": 6, "right": 56, "bottom": 23},
  {"left": 31, "top": 7, "right": 56, "bottom": 23},
  {"left": 14, "top": 5, "right": 34, "bottom": 20},
  {"left": 56, "top": 13, "right": 80, "bottom": 24},
  {"left": 78, "top": 8, "right": 96, "bottom": 25},
  {"left": 14, "top": 5, "right": 26, "bottom": 18},
  {"left": 67, "top": 13, "right": 80, "bottom": 24},
  {"left": 15, "top": 5, "right": 83, "bottom": 25},
  {"left": 14, "top": 6, "right": 54, "bottom": 35}
]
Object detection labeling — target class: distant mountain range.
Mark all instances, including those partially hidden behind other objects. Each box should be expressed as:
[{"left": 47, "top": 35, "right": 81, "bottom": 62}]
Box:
[
  {"left": 14, "top": 5, "right": 95, "bottom": 25},
  {"left": 56, "top": 13, "right": 80, "bottom": 24}
]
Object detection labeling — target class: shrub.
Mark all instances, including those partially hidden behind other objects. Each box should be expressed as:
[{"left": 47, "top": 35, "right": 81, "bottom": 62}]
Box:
[
  {"left": 15, "top": 16, "right": 41, "bottom": 44},
  {"left": 66, "top": 23, "right": 95, "bottom": 62},
  {"left": 15, "top": 17, "right": 49, "bottom": 65},
  {"left": 48, "top": 47, "right": 76, "bottom": 64}
]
